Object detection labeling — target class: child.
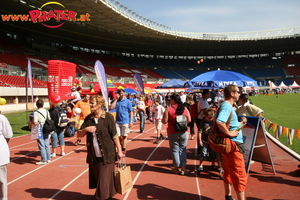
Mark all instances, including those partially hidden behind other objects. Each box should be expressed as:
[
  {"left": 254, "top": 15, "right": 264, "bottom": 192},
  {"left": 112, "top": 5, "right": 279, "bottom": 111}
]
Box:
[
  {"left": 152, "top": 99, "right": 165, "bottom": 144},
  {"left": 197, "top": 108, "right": 219, "bottom": 172}
]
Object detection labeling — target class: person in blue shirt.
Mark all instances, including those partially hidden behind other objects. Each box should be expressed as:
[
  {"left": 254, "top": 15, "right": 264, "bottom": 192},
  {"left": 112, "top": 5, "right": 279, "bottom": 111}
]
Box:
[
  {"left": 216, "top": 84, "right": 247, "bottom": 200},
  {"left": 110, "top": 89, "right": 133, "bottom": 154}
]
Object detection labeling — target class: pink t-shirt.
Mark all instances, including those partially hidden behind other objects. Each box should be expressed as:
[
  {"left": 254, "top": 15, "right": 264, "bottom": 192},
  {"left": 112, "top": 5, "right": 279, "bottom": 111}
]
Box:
[{"left": 167, "top": 104, "right": 190, "bottom": 134}]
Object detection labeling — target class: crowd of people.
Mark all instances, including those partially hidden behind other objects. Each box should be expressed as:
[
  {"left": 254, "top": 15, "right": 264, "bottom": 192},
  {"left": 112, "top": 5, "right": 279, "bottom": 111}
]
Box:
[{"left": 1, "top": 85, "right": 266, "bottom": 200}]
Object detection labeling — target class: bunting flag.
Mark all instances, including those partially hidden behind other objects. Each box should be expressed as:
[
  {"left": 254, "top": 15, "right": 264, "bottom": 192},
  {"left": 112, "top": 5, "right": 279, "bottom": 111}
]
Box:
[
  {"left": 94, "top": 60, "right": 108, "bottom": 105},
  {"left": 287, "top": 129, "right": 295, "bottom": 145},
  {"left": 273, "top": 124, "right": 278, "bottom": 139},
  {"left": 295, "top": 129, "right": 300, "bottom": 140},
  {"left": 269, "top": 123, "right": 277, "bottom": 135},
  {"left": 263, "top": 119, "right": 270, "bottom": 129},
  {"left": 277, "top": 125, "right": 282, "bottom": 138},
  {"left": 133, "top": 73, "right": 145, "bottom": 95},
  {"left": 268, "top": 122, "right": 276, "bottom": 130},
  {"left": 282, "top": 127, "right": 289, "bottom": 137},
  {"left": 263, "top": 118, "right": 299, "bottom": 145}
]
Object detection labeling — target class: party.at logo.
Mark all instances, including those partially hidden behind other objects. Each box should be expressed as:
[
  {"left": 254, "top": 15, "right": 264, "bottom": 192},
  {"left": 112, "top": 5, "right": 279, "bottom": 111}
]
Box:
[{"left": 1, "top": 1, "right": 90, "bottom": 28}]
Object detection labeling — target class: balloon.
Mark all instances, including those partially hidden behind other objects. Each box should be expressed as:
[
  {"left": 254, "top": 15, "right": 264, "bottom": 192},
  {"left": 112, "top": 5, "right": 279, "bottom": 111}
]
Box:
[
  {"left": 49, "top": 93, "right": 61, "bottom": 103},
  {"left": 0, "top": 98, "right": 6, "bottom": 105},
  {"left": 74, "top": 108, "right": 82, "bottom": 114}
]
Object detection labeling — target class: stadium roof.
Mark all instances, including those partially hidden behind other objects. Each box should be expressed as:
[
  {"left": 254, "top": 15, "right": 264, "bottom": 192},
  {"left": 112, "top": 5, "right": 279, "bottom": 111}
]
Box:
[{"left": 1, "top": 0, "right": 300, "bottom": 57}]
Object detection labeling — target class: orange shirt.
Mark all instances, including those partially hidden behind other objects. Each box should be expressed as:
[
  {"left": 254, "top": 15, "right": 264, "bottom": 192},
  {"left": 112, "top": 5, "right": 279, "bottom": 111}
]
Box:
[{"left": 74, "top": 100, "right": 91, "bottom": 120}]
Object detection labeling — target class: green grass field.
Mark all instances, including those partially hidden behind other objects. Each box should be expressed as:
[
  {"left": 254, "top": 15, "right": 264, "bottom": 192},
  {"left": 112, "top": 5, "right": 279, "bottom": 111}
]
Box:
[
  {"left": 249, "top": 93, "right": 300, "bottom": 154},
  {"left": 2, "top": 93, "right": 300, "bottom": 154}
]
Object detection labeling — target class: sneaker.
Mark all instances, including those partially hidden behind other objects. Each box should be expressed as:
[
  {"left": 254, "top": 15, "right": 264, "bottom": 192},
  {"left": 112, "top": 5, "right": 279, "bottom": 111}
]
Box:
[
  {"left": 74, "top": 139, "right": 81, "bottom": 146},
  {"left": 47, "top": 160, "right": 51, "bottom": 163},
  {"left": 51, "top": 153, "right": 56, "bottom": 158},
  {"left": 36, "top": 161, "right": 48, "bottom": 165},
  {"left": 210, "top": 164, "right": 217, "bottom": 170},
  {"left": 197, "top": 166, "right": 203, "bottom": 171},
  {"left": 159, "top": 134, "right": 166, "bottom": 140},
  {"left": 154, "top": 138, "right": 159, "bottom": 144},
  {"left": 61, "top": 152, "right": 66, "bottom": 156}
]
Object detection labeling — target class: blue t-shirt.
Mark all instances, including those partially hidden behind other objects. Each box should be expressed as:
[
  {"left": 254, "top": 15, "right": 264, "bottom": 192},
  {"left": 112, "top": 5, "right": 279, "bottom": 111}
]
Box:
[
  {"left": 115, "top": 98, "right": 133, "bottom": 124},
  {"left": 216, "top": 101, "right": 243, "bottom": 143}
]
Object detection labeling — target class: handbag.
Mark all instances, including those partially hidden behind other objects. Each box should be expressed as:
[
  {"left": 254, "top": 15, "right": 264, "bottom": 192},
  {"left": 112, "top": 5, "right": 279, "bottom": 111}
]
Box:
[
  {"left": 30, "top": 123, "right": 43, "bottom": 140},
  {"left": 114, "top": 157, "right": 133, "bottom": 194},
  {"left": 208, "top": 110, "right": 232, "bottom": 154}
]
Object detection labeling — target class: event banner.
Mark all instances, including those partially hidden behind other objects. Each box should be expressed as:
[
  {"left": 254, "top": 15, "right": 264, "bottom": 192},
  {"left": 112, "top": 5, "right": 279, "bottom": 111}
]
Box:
[
  {"left": 94, "top": 60, "right": 108, "bottom": 104},
  {"left": 133, "top": 73, "right": 145, "bottom": 95},
  {"left": 26, "top": 59, "right": 34, "bottom": 107},
  {"left": 47, "top": 60, "right": 76, "bottom": 100}
]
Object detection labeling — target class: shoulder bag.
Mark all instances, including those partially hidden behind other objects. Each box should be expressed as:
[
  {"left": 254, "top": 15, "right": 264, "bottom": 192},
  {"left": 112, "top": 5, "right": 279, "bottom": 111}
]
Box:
[{"left": 208, "top": 109, "right": 232, "bottom": 154}]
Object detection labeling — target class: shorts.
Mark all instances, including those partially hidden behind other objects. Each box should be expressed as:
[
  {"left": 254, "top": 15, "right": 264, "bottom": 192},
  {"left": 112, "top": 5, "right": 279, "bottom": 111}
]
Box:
[
  {"left": 116, "top": 123, "right": 130, "bottom": 137},
  {"left": 155, "top": 119, "right": 163, "bottom": 130},
  {"left": 197, "top": 141, "right": 217, "bottom": 161}
]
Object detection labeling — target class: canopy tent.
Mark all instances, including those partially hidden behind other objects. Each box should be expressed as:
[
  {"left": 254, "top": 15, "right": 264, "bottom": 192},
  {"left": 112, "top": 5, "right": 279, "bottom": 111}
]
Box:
[
  {"left": 122, "top": 88, "right": 139, "bottom": 94},
  {"left": 185, "top": 70, "right": 258, "bottom": 89},
  {"left": 278, "top": 81, "right": 289, "bottom": 88},
  {"left": 268, "top": 81, "right": 279, "bottom": 89},
  {"left": 144, "top": 87, "right": 157, "bottom": 93},
  {"left": 290, "top": 81, "right": 300, "bottom": 88},
  {"left": 81, "top": 83, "right": 117, "bottom": 99},
  {"left": 156, "top": 79, "right": 186, "bottom": 89}
]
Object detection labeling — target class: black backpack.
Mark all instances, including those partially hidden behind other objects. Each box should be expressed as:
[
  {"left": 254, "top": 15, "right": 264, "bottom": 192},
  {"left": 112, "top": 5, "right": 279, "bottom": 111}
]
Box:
[{"left": 37, "top": 111, "right": 56, "bottom": 134}]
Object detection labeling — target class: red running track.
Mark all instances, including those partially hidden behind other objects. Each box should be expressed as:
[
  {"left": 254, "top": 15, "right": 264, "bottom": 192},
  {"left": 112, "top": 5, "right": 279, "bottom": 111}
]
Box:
[{"left": 7, "top": 121, "right": 300, "bottom": 200}]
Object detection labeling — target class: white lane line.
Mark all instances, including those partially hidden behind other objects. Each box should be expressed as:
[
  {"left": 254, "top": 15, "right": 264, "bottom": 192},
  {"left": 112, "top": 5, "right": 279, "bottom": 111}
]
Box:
[
  {"left": 194, "top": 142, "right": 202, "bottom": 200},
  {"left": 8, "top": 146, "right": 86, "bottom": 185},
  {"left": 9, "top": 137, "right": 75, "bottom": 150},
  {"left": 123, "top": 135, "right": 164, "bottom": 200},
  {"left": 10, "top": 150, "right": 39, "bottom": 162},
  {"left": 48, "top": 168, "right": 89, "bottom": 200},
  {"left": 9, "top": 137, "right": 76, "bottom": 162}
]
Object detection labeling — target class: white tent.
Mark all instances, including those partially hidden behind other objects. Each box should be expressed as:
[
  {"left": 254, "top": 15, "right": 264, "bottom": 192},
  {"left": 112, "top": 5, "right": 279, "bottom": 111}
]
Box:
[
  {"left": 278, "top": 81, "right": 289, "bottom": 88},
  {"left": 268, "top": 81, "right": 278, "bottom": 89},
  {"left": 290, "top": 81, "right": 300, "bottom": 88}
]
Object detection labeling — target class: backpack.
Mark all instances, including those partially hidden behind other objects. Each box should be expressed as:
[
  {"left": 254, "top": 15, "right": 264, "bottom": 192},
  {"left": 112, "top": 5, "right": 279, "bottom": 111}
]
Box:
[
  {"left": 37, "top": 111, "right": 56, "bottom": 134},
  {"left": 174, "top": 115, "right": 188, "bottom": 132},
  {"left": 56, "top": 107, "right": 68, "bottom": 127}
]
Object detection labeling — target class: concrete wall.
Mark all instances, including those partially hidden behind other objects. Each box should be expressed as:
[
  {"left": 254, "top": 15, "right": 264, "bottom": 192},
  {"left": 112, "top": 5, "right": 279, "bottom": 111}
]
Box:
[{"left": 0, "top": 87, "right": 49, "bottom": 114}]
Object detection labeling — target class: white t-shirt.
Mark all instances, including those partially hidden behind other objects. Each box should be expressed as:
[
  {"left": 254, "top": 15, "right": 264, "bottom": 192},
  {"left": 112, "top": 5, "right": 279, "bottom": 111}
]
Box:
[
  {"left": 180, "top": 94, "right": 187, "bottom": 103},
  {"left": 71, "top": 91, "right": 81, "bottom": 102},
  {"left": 93, "top": 118, "right": 102, "bottom": 157},
  {"left": 0, "top": 114, "right": 13, "bottom": 165},
  {"left": 137, "top": 101, "right": 145, "bottom": 110},
  {"left": 197, "top": 98, "right": 210, "bottom": 119},
  {"left": 153, "top": 104, "right": 165, "bottom": 120},
  {"left": 34, "top": 108, "right": 50, "bottom": 125}
]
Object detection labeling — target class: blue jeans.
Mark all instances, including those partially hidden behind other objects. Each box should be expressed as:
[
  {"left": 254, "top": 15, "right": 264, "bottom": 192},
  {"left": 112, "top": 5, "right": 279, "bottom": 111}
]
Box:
[
  {"left": 51, "top": 128, "right": 65, "bottom": 147},
  {"left": 37, "top": 134, "right": 51, "bottom": 161},
  {"left": 168, "top": 132, "right": 189, "bottom": 168},
  {"left": 138, "top": 111, "right": 145, "bottom": 133}
]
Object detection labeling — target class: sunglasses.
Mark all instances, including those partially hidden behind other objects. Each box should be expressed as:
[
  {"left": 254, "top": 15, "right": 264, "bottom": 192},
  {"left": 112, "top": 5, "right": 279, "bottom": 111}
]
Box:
[{"left": 233, "top": 91, "right": 241, "bottom": 94}]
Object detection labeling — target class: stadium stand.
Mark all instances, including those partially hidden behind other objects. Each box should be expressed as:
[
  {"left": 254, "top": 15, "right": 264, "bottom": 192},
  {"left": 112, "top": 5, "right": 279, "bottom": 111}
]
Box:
[{"left": 0, "top": 75, "right": 47, "bottom": 88}]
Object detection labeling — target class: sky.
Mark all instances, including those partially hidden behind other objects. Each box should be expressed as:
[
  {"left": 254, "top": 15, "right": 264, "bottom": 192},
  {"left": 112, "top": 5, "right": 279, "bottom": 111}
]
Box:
[{"left": 116, "top": 0, "right": 300, "bottom": 33}]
